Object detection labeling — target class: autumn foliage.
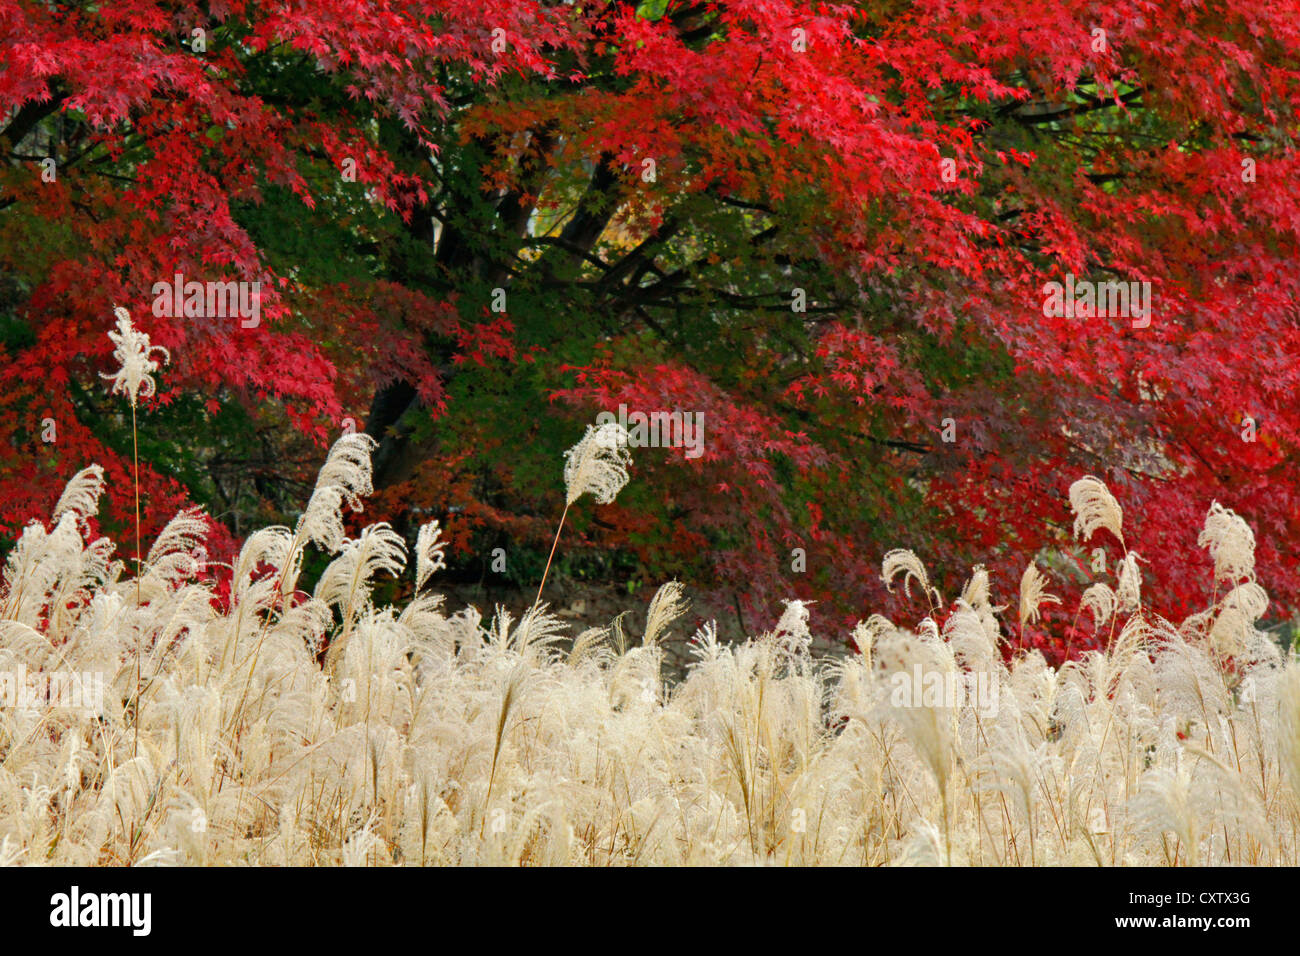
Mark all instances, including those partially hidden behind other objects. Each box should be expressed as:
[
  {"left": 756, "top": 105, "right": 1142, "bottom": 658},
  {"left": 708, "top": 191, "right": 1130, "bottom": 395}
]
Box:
[{"left": 4, "top": 0, "right": 1300, "bottom": 658}]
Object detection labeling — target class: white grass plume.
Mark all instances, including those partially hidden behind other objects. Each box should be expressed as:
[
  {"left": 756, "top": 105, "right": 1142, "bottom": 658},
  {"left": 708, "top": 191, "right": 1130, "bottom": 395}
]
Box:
[
  {"left": 102, "top": 306, "right": 170, "bottom": 405},
  {"left": 297, "top": 433, "right": 378, "bottom": 554},
  {"left": 141, "top": 507, "right": 210, "bottom": 594},
  {"left": 644, "top": 580, "right": 689, "bottom": 648},
  {"left": 1116, "top": 552, "right": 1142, "bottom": 612},
  {"left": 1198, "top": 502, "right": 1256, "bottom": 583},
  {"left": 1019, "top": 562, "right": 1060, "bottom": 630},
  {"left": 415, "top": 520, "right": 448, "bottom": 592},
  {"left": 771, "top": 598, "right": 814, "bottom": 660},
  {"left": 315, "top": 524, "right": 408, "bottom": 642},
  {"left": 52, "top": 465, "right": 106, "bottom": 526},
  {"left": 1069, "top": 476, "right": 1124, "bottom": 546},
  {"left": 563, "top": 421, "right": 631, "bottom": 506},
  {"left": 881, "top": 549, "right": 940, "bottom": 606},
  {"left": 567, "top": 626, "right": 611, "bottom": 668},
  {"left": 1079, "top": 582, "right": 1116, "bottom": 631}
]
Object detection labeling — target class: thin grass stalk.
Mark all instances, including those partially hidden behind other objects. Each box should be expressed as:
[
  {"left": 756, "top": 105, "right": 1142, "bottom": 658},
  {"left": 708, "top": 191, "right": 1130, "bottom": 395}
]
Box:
[{"left": 533, "top": 500, "right": 570, "bottom": 608}]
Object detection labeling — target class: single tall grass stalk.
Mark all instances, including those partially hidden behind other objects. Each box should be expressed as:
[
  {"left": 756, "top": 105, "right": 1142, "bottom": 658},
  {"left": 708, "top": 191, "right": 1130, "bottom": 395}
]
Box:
[
  {"left": 533, "top": 421, "right": 630, "bottom": 607},
  {"left": 103, "top": 305, "right": 168, "bottom": 759},
  {"left": 131, "top": 399, "right": 141, "bottom": 757}
]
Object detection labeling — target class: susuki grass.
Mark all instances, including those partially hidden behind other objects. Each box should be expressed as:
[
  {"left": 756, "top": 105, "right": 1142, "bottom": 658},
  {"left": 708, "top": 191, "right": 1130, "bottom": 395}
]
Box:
[{"left": 0, "top": 312, "right": 1296, "bottom": 866}]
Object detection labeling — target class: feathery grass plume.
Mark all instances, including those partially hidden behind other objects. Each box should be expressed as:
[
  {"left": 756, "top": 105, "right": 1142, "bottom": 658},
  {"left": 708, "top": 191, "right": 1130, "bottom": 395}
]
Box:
[
  {"left": 895, "top": 821, "right": 947, "bottom": 867},
  {"left": 850, "top": 614, "right": 895, "bottom": 669},
  {"left": 687, "top": 620, "right": 723, "bottom": 663},
  {"left": 231, "top": 433, "right": 378, "bottom": 732},
  {"left": 973, "top": 723, "right": 1054, "bottom": 841},
  {"left": 1, "top": 469, "right": 115, "bottom": 624},
  {"left": 315, "top": 524, "right": 408, "bottom": 612},
  {"left": 564, "top": 421, "right": 632, "bottom": 506},
  {"left": 1018, "top": 562, "right": 1060, "bottom": 630},
  {"left": 52, "top": 465, "right": 105, "bottom": 527},
  {"left": 482, "top": 604, "right": 516, "bottom": 658},
  {"left": 1079, "top": 582, "right": 1117, "bottom": 631},
  {"left": 567, "top": 626, "right": 611, "bottom": 668},
  {"left": 644, "top": 580, "right": 689, "bottom": 648},
  {"left": 1127, "top": 762, "right": 1198, "bottom": 864},
  {"left": 484, "top": 663, "right": 530, "bottom": 811},
  {"left": 535, "top": 421, "right": 633, "bottom": 606},
  {"left": 1198, "top": 502, "right": 1256, "bottom": 583},
  {"left": 40, "top": 527, "right": 118, "bottom": 636},
  {"left": 881, "top": 549, "right": 941, "bottom": 607},
  {"left": 1130, "top": 747, "right": 1270, "bottom": 866},
  {"left": 771, "top": 598, "right": 814, "bottom": 661},
  {"left": 945, "top": 599, "right": 998, "bottom": 669},
  {"left": 958, "top": 563, "right": 1007, "bottom": 650},
  {"left": 1208, "top": 582, "right": 1269, "bottom": 658},
  {"left": 960, "top": 564, "right": 990, "bottom": 608},
  {"left": 1154, "top": 627, "right": 1231, "bottom": 726},
  {"left": 876, "top": 628, "right": 959, "bottom": 856},
  {"left": 316, "top": 524, "right": 408, "bottom": 657},
  {"left": 609, "top": 608, "right": 632, "bottom": 655},
  {"left": 102, "top": 306, "right": 170, "bottom": 405},
  {"left": 915, "top": 615, "right": 942, "bottom": 647},
  {"left": 509, "top": 603, "right": 569, "bottom": 660},
  {"left": 297, "top": 433, "right": 379, "bottom": 556},
  {"left": 1116, "top": 552, "right": 1142, "bottom": 611},
  {"left": 414, "top": 520, "right": 448, "bottom": 592},
  {"left": 231, "top": 526, "right": 296, "bottom": 609},
  {"left": 1069, "top": 476, "right": 1124, "bottom": 546},
  {"left": 342, "top": 815, "right": 383, "bottom": 867},
  {"left": 609, "top": 644, "right": 664, "bottom": 712},
  {"left": 402, "top": 591, "right": 451, "bottom": 640},
  {"left": 139, "top": 507, "right": 210, "bottom": 596}
]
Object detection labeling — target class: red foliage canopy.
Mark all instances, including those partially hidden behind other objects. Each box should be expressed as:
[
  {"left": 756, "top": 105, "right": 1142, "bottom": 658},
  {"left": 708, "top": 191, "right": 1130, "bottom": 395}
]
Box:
[{"left": 3, "top": 0, "right": 1300, "bottom": 658}]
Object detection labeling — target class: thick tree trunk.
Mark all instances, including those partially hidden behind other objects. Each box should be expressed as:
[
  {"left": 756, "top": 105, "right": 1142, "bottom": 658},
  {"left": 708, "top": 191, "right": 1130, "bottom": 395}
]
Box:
[{"left": 363, "top": 379, "right": 418, "bottom": 489}]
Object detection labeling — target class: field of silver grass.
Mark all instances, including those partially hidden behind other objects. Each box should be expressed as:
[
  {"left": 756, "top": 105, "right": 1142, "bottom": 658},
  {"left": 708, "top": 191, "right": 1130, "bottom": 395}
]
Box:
[{"left": 0, "top": 310, "right": 1296, "bottom": 866}]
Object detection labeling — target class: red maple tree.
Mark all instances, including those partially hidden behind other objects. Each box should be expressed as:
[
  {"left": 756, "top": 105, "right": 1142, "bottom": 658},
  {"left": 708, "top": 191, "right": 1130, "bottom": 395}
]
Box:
[{"left": 3, "top": 0, "right": 1299, "bottom": 659}]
